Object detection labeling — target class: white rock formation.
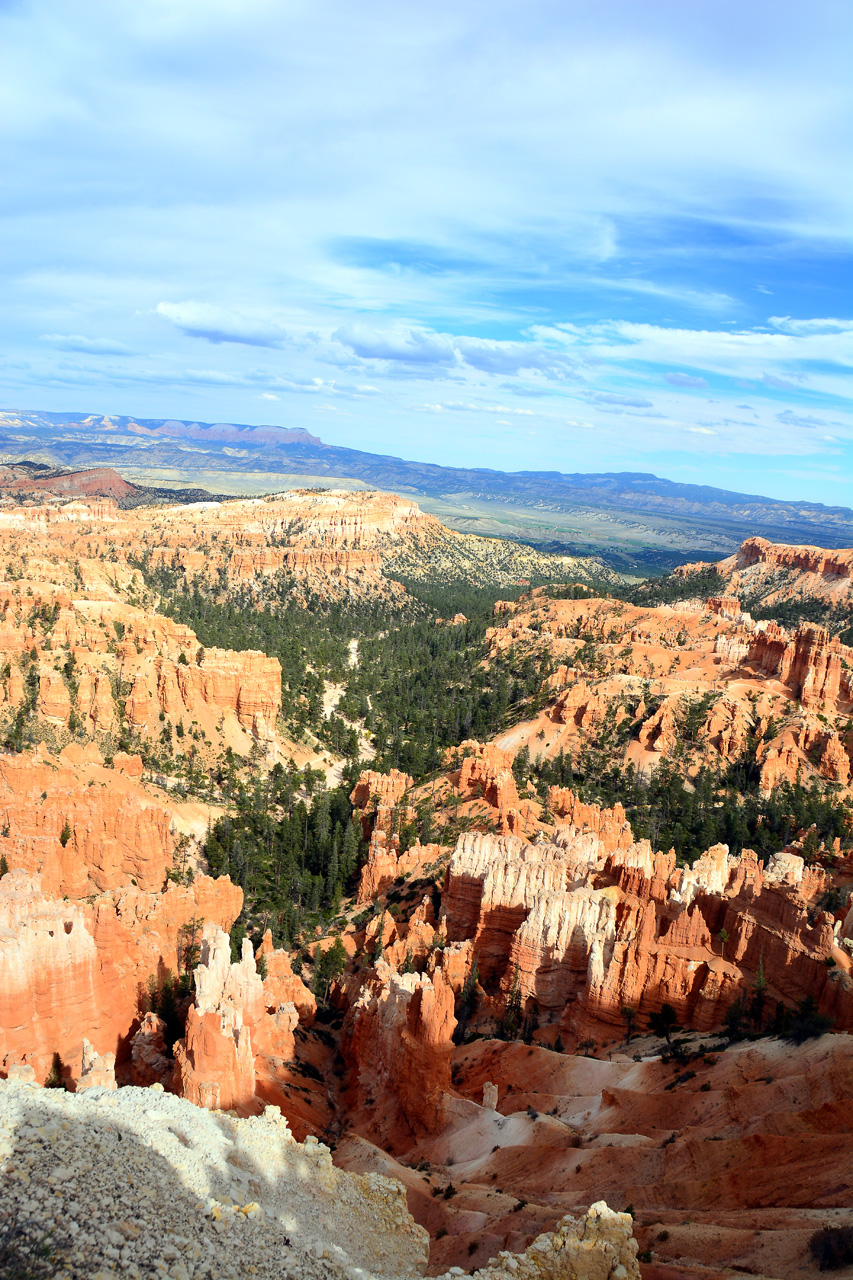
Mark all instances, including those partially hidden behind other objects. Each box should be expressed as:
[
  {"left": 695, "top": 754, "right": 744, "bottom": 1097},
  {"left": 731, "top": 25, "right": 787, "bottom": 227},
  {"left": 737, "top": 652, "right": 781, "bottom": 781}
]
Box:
[{"left": 0, "top": 1081, "right": 640, "bottom": 1280}]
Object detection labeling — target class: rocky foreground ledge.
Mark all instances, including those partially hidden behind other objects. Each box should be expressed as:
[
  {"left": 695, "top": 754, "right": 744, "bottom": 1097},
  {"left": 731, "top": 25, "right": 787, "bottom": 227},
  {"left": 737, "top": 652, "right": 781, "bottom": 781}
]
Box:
[{"left": 0, "top": 1081, "right": 639, "bottom": 1280}]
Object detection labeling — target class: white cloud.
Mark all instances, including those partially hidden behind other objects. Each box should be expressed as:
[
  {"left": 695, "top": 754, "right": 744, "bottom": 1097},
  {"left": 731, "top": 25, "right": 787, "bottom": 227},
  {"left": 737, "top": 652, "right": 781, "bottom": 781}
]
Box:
[
  {"left": 157, "top": 302, "right": 290, "bottom": 348},
  {"left": 586, "top": 390, "right": 655, "bottom": 408},
  {"left": 664, "top": 371, "right": 707, "bottom": 388},
  {"left": 776, "top": 409, "right": 829, "bottom": 429},
  {"left": 421, "top": 400, "right": 534, "bottom": 416},
  {"left": 333, "top": 324, "right": 457, "bottom": 365},
  {"left": 41, "top": 334, "right": 134, "bottom": 355},
  {"left": 769, "top": 316, "right": 852, "bottom": 336},
  {"left": 548, "top": 318, "right": 853, "bottom": 378},
  {"left": 0, "top": 0, "right": 850, "bottom": 501},
  {"left": 333, "top": 324, "right": 582, "bottom": 380}
]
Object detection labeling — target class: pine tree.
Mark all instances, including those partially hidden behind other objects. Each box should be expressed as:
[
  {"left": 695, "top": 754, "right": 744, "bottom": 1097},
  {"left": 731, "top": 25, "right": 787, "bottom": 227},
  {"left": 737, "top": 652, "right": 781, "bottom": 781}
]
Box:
[
  {"left": 314, "top": 791, "right": 332, "bottom": 848},
  {"left": 723, "top": 997, "right": 747, "bottom": 1042},
  {"left": 648, "top": 1003, "right": 680, "bottom": 1046},
  {"left": 751, "top": 959, "right": 768, "bottom": 1030},
  {"left": 324, "top": 844, "right": 339, "bottom": 906},
  {"left": 342, "top": 818, "right": 360, "bottom": 882},
  {"left": 502, "top": 964, "right": 523, "bottom": 1041}
]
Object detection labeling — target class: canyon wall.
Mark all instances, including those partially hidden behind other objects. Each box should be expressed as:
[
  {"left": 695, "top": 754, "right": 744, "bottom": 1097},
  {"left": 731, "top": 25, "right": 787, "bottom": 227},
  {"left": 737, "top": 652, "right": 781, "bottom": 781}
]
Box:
[
  {"left": 0, "top": 866, "right": 241, "bottom": 1082},
  {"left": 439, "top": 799, "right": 853, "bottom": 1041}
]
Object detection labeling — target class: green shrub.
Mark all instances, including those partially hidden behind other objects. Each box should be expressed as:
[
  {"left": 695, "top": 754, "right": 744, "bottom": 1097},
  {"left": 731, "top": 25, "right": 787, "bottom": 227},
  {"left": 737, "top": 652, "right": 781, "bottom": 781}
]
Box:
[{"left": 809, "top": 1225, "right": 853, "bottom": 1271}]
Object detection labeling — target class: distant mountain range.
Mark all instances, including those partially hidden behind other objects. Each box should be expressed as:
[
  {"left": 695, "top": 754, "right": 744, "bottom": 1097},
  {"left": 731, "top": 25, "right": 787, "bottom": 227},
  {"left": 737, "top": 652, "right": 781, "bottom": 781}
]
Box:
[{"left": 2, "top": 408, "right": 851, "bottom": 571}]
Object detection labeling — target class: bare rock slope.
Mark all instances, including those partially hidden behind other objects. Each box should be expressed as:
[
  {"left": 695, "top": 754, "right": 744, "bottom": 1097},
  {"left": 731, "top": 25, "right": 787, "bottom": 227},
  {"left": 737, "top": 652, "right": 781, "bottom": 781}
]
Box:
[{"left": 0, "top": 1078, "right": 639, "bottom": 1280}]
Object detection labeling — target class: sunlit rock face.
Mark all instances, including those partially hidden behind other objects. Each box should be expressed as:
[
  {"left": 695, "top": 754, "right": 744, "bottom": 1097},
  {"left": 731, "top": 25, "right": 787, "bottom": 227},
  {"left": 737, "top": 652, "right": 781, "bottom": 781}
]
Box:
[
  {"left": 0, "top": 864, "right": 241, "bottom": 1085},
  {"left": 439, "top": 813, "right": 852, "bottom": 1039}
]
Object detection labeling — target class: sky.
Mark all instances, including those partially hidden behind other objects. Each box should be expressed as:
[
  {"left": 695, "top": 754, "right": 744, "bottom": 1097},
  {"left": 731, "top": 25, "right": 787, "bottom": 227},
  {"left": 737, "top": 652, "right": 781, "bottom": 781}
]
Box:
[{"left": 1, "top": 0, "right": 851, "bottom": 504}]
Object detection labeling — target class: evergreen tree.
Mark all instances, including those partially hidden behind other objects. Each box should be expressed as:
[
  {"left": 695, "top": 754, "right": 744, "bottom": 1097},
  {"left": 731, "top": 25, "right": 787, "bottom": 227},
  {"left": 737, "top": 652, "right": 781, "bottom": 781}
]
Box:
[
  {"left": 648, "top": 1003, "right": 681, "bottom": 1046},
  {"left": 723, "top": 997, "right": 747, "bottom": 1042},
  {"left": 342, "top": 818, "right": 360, "bottom": 882},
  {"left": 751, "top": 960, "right": 768, "bottom": 1030},
  {"left": 501, "top": 964, "right": 523, "bottom": 1041}
]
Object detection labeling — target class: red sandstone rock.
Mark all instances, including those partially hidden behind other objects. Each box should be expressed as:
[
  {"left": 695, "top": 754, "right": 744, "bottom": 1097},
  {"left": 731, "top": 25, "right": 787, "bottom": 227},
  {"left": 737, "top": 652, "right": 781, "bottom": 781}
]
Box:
[
  {"left": 356, "top": 838, "right": 441, "bottom": 905},
  {"left": 439, "top": 813, "right": 852, "bottom": 1042},
  {"left": 130, "top": 1013, "right": 172, "bottom": 1087},
  {"left": 820, "top": 733, "right": 851, "bottom": 784},
  {"left": 0, "top": 749, "right": 176, "bottom": 897},
  {"left": 350, "top": 769, "right": 413, "bottom": 834},
  {"left": 340, "top": 960, "right": 457, "bottom": 1151},
  {"left": 0, "top": 865, "right": 241, "bottom": 1084},
  {"left": 746, "top": 621, "right": 848, "bottom": 708},
  {"left": 547, "top": 789, "right": 633, "bottom": 855},
  {"left": 173, "top": 924, "right": 258, "bottom": 1112},
  {"left": 76, "top": 1037, "right": 117, "bottom": 1091},
  {"left": 638, "top": 696, "right": 680, "bottom": 754},
  {"left": 37, "top": 669, "right": 71, "bottom": 723},
  {"left": 257, "top": 930, "right": 317, "bottom": 1024},
  {"left": 726, "top": 535, "right": 853, "bottom": 584}
]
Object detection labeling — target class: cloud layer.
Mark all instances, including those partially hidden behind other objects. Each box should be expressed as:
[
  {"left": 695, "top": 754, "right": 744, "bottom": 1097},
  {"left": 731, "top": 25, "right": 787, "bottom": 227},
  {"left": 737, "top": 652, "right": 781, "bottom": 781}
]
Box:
[{"left": 0, "top": 0, "right": 850, "bottom": 502}]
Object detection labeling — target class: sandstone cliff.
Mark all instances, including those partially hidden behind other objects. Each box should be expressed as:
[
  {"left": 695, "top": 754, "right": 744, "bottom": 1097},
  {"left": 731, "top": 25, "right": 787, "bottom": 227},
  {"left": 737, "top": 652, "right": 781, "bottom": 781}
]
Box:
[
  {"left": 439, "top": 814, "right": 852, "bottom": 1041},
  {"left": 484, "top": 582, "right": 852, "bottom": 792},
  {"left": 0, "top": 866, "right": 241, "bottom": 1084},
  {"left": 340, "top": 960, "right": 457, "bottom": 1151}
]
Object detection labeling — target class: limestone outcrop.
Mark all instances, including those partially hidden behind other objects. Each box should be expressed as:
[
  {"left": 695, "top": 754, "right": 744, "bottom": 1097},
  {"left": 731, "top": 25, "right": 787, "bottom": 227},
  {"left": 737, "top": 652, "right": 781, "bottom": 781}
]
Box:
[
  {"left": 76, "top": 1037, "right": 117, "bottom": 1091},
  {"left": 129, "top": 1012, "right": 172, "bottom": 1087},
  {"left": 257, "top": 929, "right": 317, "bottom": 1023},
  {"left": 350, "top": 768, "right": 414, "bottom": 840},
  {"left": 637, "top": 695, "right": 680, "bottom": 753},
  {"left": 747, "top": 620, "right": 847, "bottom": 707},
  {"left": 482, "top": 564, "right": 852, "bottom": 797},
  {"left": 0, "top": 1080, "right": 442, "bottom": 1280},
  {"left": 720, "top": 535, "right": 853, "bottom": 592},
  {"left": 436, "top": 1034, "right": 850, "bottom": 1280},
  {"left": 0, "top": 748, "right": 176, "bottom": 898}
]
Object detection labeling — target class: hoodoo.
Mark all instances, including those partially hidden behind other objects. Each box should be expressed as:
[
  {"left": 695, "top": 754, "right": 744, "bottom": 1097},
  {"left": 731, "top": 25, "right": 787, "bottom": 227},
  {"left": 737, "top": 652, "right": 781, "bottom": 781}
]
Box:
[{"left": 0, "top": 485, "right": 851, "bottom": 1278}]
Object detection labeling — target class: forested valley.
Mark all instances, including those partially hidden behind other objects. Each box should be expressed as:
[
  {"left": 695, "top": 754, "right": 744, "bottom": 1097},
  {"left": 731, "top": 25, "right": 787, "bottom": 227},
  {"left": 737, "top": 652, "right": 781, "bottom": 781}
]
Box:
[{"left": 133, "top": 557, "right": 853, "bottom": 960}]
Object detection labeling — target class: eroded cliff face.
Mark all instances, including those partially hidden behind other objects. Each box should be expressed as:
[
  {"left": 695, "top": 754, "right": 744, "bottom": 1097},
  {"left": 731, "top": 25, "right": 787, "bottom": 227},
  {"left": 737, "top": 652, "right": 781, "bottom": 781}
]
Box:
[
  {"left": 2, "top": 500, "right": 852, "bottom": 1278},
  {"left": 166, "top": 919, "right": 332, "bottom": 1136},
  {"left": 0, "top": 488, "right": 610, "bottom": 617},
  {"left": 483, "top": 573, "right": 852, "bottom": 793},
  {"left": 348, "top": 746, "right": 851, "bottom": 1055},
  {"left": 0, "top": 590, "right": 283, "bottom": 760},
  {"left": 0, "top": 745, "right": 177, "bottom": 897},
  {"left": 340, "top": 960, "right": 457, "bottom": 1152},
  {"left": 438, "top": 813, "right": 852, "bottom": 1042},
  {"left": 413, "top": 1034, "right": 853, "bottom": 1280},
  {"left": 685, "top": 535, "right": 853, "bottom": 608},
  {"left": 173, "top": 924, "right": 259, "bottom": 1113},
  {"left": 0, "top": 866, "right": 241, "bottom": 1083}
]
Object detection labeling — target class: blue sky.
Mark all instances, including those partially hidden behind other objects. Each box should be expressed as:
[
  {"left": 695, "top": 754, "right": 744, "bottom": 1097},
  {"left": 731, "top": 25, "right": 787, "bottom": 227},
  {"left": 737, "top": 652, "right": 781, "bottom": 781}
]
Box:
[{"left": 1, "top": 0, "right": 851, "bottom": 503}]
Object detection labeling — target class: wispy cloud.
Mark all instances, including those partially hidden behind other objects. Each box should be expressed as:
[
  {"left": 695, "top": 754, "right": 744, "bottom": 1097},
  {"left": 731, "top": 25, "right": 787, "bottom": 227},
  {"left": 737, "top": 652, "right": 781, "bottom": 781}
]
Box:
[
  {"left": 776, "top": 409, "right": 830, "bottom": 429},
  {"left": 586, "top": 391, "right": 655, "bottom": 408},
  {"left": 156, "top": 302, "right": 290, "bottom": 348},
  {"left": 664, "top": 371, "right": 708, "bottom": 388},
  {"left": 41, "top": 334, "right": 135, "bottom": 355},
  {"left": 0, "top": 0, "right": 849, "bottom": 502}
]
